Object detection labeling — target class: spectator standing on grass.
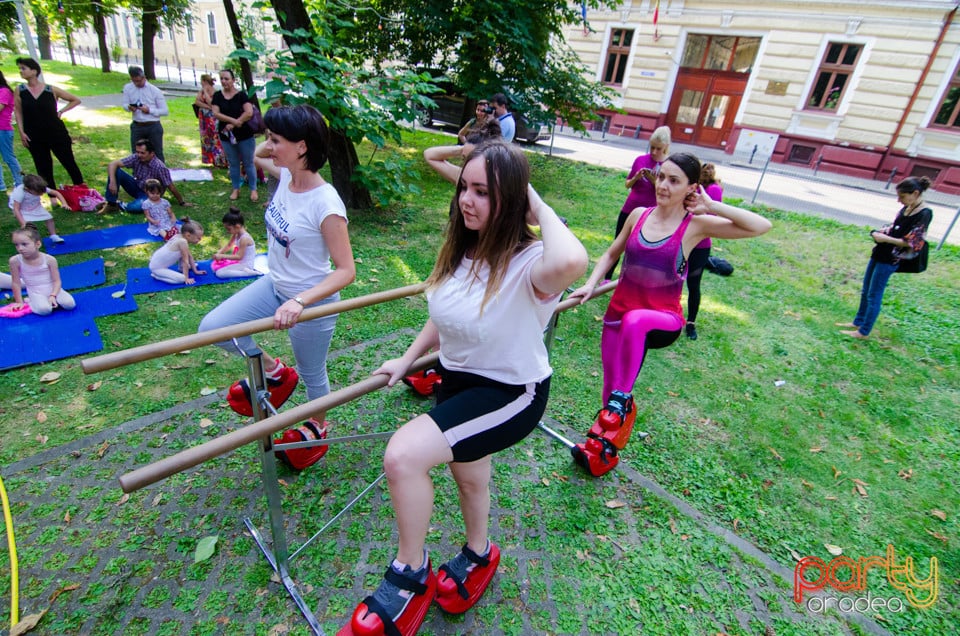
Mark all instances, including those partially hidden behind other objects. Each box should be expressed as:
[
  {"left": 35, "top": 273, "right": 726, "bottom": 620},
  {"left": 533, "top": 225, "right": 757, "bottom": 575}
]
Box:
[
  {"left": 491, "top": 93, "right": 515, "bottom": 143},
  {"left": 684, "top": 162, "right": 724, "bottom": 341},
  {"left": 838, "top": 176, "right": 933, "bottom": 340},
  {"left": 96, "top": 139, "right": 189, "bottom": 214},
  {"left": 193, "top": 74, "right": 227, "bottom": 168},
  {"left": 211, "top": 68, "right": 258, "bottom": 203},
  {"left": 604, "top": 125, "right": 671, "bottom": 281},
  {"left": 123, "top": 66, "right": 169, "bottom": 163},
  {"left": 13, "top": 57, "right": 84, "bottom": 190},
  {"left": 0, "top": 70, "right": 23, "bottom": 192}
]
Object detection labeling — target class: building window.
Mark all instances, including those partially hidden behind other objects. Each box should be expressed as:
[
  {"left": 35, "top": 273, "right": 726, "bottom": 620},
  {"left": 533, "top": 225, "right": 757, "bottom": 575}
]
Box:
[
  {"left": 207, "top": 12, "right": 218, "bottom": 46},
  {"left": 123, "top": 17, "right": 132, "bottom": 48},
  {"left": 681, "top": 35, "right": 760, "bottom": 73},
  {"left": 932, "top": 64, "right": 960, "bottom": 130},
  {"left": 186, "top": 15, "right": 195, "bottom": 43},
  {"left": 157, "top": 26, "right": 164, "bottom": 40},
  {"left": 111, "top": 16, "right": 118, "bottom": 39},
  {"left": 169, "top": 27, "right": 175, "bottom": 40},
  {"left": 602, "top": 29, "right": 633, "bottom": 86},
  {"left": 807, "top": 42, "right": 862, "bottom": 111}
]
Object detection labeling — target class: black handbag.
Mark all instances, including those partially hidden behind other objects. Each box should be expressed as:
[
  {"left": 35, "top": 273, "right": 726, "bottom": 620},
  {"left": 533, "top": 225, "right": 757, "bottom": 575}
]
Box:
[
  {"left": 706, "top": 256, "right": 734, "bottom": 276},
  {"left": 897, "top": 241, "right": 928, "bottom": 274}
]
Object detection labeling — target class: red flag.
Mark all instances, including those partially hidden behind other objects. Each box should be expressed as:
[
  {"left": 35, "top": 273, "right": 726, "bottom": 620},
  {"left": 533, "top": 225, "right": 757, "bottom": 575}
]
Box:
[{"left": 653, "top": 0, "right": 661, "bottom": 40}]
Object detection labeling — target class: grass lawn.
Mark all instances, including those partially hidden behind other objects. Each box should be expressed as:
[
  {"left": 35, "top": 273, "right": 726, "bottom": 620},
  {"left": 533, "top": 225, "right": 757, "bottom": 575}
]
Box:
[{"left": 0, "top": 60, "right": 957, "bottom": 634}]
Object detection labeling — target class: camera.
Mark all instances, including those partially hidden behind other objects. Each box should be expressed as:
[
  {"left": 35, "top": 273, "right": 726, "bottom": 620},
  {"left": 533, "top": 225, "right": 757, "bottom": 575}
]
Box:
[{"left": 481, "top": 105, "right": 495, "bottom": 115}]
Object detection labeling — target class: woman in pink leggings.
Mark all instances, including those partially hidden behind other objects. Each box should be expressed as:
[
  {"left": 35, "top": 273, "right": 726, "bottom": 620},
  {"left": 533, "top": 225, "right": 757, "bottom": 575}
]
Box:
[{"left": 568, "top": 153, "right": 771, "bottom": 476}]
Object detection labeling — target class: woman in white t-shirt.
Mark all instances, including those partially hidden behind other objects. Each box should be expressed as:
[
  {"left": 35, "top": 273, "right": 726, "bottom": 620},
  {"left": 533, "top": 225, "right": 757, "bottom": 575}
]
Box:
[
  {"left": 342, "top": 142, "right": 588, "bottom": 635},
  {"left": 198, "top": 105, "right": 355, "bottom": 443}
]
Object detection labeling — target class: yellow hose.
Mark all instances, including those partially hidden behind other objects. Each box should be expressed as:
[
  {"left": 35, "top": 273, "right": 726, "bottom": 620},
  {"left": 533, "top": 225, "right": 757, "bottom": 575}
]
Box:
[{"left": 0, "top": 474, "right": 19, "bottom": 627}]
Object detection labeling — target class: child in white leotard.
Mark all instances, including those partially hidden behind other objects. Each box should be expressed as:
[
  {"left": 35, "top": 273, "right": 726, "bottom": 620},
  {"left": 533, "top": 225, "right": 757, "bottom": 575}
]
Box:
[
  {"left": 9, "top": 174, "right": 69, "bottom": 244},
  {"left": 212, "top": 207, "right": 261, "bottom": 279},
  {"left": 149, "top": 218, "right": 206, "bottom": 285},
  {"left": 8, "top": 223, "right": 74, "bottom": 314}
]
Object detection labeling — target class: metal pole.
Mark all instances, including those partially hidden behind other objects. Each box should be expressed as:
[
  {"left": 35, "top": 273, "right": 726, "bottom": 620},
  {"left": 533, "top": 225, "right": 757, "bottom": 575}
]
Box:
[
  {"left": 937, "top": 206, "right": 960, "bottom": 250},
  {"left": 14, "top": 0, "right": 38, "bottom": 60},
  {"left": 752, "top": 156, "right": 771, "bottom": 204}
]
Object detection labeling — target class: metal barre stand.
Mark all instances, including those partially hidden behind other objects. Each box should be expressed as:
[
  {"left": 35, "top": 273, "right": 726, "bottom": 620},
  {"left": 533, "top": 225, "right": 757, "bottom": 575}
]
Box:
[{"left": 240, "top": 347, "right": 393, "bottom": 636}]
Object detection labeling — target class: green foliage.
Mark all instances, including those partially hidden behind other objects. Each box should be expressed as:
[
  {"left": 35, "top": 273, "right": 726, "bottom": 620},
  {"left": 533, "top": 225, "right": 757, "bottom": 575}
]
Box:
[{"left": 329, "top": 0, "right": 618, "bottom": 127}]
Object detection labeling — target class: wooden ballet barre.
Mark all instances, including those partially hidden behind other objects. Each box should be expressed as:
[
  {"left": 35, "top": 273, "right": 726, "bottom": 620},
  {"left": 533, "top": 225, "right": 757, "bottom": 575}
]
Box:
[
  {"left": 82, "top": 283, "right": 427, "bottom": 374},
  {"left": 116, "top": 280, "right": 617, "bottom": 494},
  {"left": 118, "top": 352, "right": 440, "bottom": 493}
]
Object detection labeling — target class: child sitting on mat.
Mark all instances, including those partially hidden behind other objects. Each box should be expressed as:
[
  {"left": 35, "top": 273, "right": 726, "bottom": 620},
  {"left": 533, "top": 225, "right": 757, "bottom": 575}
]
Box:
[
  {"left": 6, "top": 223, "right": 75, "bottom": 315},
  {"left": 9, "top": 174, "right": 69, "bottom": 244},
  {"left": 212, "top": 207, "right": 261, "bottom": 279},
  {"left": 142, "top": 178, "right": 179, "bottom": 241},
  {"left": 148, "top": 218, "right": 206, "bottom": 285}
]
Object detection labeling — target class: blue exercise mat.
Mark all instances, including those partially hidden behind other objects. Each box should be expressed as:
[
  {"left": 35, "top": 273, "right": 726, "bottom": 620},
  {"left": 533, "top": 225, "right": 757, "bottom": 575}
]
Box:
[
  {"left": 1, "top": 257, "right": 107, "bottom": 300},
  {"left": 71, "top": 284, "right": 139, "bottom": 318},
  {"left": 43, "top": 224, "right": 161, "bottom": 256},
  {"left": 125, "top": 255, "right": 268, "bottom": 295},
  {"left": 0, "top": 307, "right": 103, "bottom": 371}
]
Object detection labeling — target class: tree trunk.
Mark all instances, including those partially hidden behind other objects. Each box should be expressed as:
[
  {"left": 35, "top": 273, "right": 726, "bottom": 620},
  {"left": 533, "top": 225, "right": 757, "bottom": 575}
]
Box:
[
  {"left": 327, "top": 129, "right": 373, "bottom": 210},
  {"left": 94, "top": 10, "right": 110, "bottom": 72},
  {"left": 65, "top": 31, "right": 76, "bottom": 65},
  {"left": 142, "top": 15, "right": 157, "bottom": 79},
  {"left": 35, "top": 13, "right": 52, "bottom": 60},
  {"left": 268, "top": 0, "right": 373, "bottom": 209},
  {"left": 222, "top": 0, "right": 258, "bottom": 108}
]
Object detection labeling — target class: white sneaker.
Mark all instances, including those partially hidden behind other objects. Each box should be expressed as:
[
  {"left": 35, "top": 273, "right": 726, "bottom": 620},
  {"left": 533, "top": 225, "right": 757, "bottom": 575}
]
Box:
[{"left": 49, "top": 234, "right": 65, "bottom": 244}]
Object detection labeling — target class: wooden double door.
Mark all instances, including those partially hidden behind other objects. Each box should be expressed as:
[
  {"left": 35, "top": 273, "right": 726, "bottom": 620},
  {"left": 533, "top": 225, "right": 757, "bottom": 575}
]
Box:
[{"left": 667, "top": 71, "right": 747, "bottom": 148}]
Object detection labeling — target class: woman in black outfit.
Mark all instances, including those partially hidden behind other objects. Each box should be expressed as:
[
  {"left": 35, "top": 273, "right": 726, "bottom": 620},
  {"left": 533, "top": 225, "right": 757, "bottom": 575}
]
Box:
[
  {"left": 838, "top": 176, "right": 933, "bottom": 339},
  {"left": 13, "top": 57, "right": 84, "bottom": 188}
]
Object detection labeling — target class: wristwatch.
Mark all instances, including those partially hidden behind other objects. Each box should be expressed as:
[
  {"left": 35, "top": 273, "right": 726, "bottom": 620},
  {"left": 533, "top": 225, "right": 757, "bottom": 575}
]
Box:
[{"left": 294, "top": 296, "right": 305, "bottom": 306}]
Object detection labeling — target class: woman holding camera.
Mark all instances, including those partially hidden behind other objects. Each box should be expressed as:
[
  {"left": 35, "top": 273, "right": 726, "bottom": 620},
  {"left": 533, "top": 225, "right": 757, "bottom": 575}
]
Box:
[
  {"left": 456, "top": 100, "right": 493, "bottom": 144},
  {"left": 838, "top": 176, "right": 933, "bottom": 339}
]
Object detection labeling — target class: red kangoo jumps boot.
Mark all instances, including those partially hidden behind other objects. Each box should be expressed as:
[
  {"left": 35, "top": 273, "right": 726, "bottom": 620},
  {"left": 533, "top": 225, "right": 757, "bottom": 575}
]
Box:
[
  {"left": 436, "top": 543, "right": 501, "bottom": 614},
  {"left": 571, "top": 437, "right": 620, "bottom": 477},
  {"left": 274, "top": 419, "right": 329, "bottom": 470},
  {"left": 341, "top": 563, "right": 437, "bottom": 636},
  {"left": 227, "top": 360, "right": 298, "bottom": 417},
  {"left": 402, "top": 369, "right": 442, "bottom": 397}
]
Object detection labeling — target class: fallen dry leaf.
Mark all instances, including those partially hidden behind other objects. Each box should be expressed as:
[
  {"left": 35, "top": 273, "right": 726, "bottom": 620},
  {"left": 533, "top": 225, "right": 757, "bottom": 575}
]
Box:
[
  {"left": 200, "top": 387, "right": 217, "bottom": 396},
  {"left": 86, "top": 381, "right": 102, "bottom": 391},
  {"left": 809, "top": 447, "right": 822, "bottom": 453},
  {"left": 205, "top": 359, "right": 217, "bottom": 365},
  {"left": 277, "top": 479, "right": 289, "bottom": 487},
  {"left": 39, "top": 371, "right": 61, "bottom": 383},
  {"left": 267, "top": 623, "right": 289, "bottom": 636},
  {"left": 769, "top": 447, "right": 784, "bottom": 461},
  {"left": 824, "top": 543, "right": 843, "bottom": 556},
  {"left": 11, "top": 611, "right": 47, "bottom": 636},
  {"left": 925, "top": 529, "right": 948, "bottom": 543},
  {"left": 550, "top": 471, "right": 569, "bottom": 483},
  {"left": 604, "top": 499, "right": 627, "bottom": 509},
  {"left": 801, "top": 479, "right": 814, "bottom": 490},
  {"left": 824, "top": 496, "right": 838, "bottom": 501},
  {"left": 35, "top": 434, "right": 48, "bottom": 445},
  {"left": 64, "top": 511, "right": 71, "bottom": 523},
  {"left": 36, "top": 411, "right": 47, "bottom": 424},
  {"left": 733, "top": 519, "right": 741, "bottom": 532},
  {"left": 104, "top": 261, "right": 117, "bottom": 267},
  {"left": 116, "top": 493, "right": 129, "bottom": 506},
  {"left": 852, "top": 480, "right": 868, "bottom": 497},
  {"left": 788, "top": 547, "right": 804, "bottom": 562},
  {"left": 96, "top": 441, "right": 110, "bottom": 459},
  {"left": 152, "top": 493, "right": 164, "bottom": 507},
  {"left": 199, "top": 418, "right": 215, "bottom": 428},
  {"left": 667, "top": 391, "right": 680, "bottom": 397},
  {"left": 930, "top": 510, "right": 947, "bottom": 522},
  {"left": 669, "top": 516, "right": 678, "bottom": 534},
  {"left": 169, "top": 300, "right": 181, "bottom": 306},
  {"left": 898, "top": 468, "right": 913, "bottom": 480},
  {"left": 832, "top": 466, "right": 842, "bottom": 479}
]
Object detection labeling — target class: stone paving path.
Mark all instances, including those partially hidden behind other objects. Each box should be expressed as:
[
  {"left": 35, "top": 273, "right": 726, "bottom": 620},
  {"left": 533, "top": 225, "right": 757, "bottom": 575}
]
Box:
[{"left": 0, "top": 335, "right": 888, "bottom": 636}]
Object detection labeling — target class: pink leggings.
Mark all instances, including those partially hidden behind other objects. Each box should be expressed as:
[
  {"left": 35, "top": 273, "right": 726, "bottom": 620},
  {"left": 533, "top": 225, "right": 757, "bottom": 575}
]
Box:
[{"left": 601, "top": 308, "right": 683, "bottom": 402}]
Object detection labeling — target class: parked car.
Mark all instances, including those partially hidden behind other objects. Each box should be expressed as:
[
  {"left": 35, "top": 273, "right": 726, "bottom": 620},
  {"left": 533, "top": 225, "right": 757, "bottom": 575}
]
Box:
[{"left": 415, "top": 81, "right": 551, "bottom": 144}]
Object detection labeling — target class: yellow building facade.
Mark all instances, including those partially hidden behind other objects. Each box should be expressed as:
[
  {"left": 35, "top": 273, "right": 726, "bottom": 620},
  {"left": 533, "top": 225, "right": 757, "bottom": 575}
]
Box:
[{"left": 570, "top": 0, "right": 960, "bottom": 191}]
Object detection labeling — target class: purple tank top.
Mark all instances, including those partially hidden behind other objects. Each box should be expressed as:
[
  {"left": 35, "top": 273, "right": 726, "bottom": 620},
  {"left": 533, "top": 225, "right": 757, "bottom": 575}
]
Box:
[{"left": 606, "top": 207, "right": 692, "bottom": 322}]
